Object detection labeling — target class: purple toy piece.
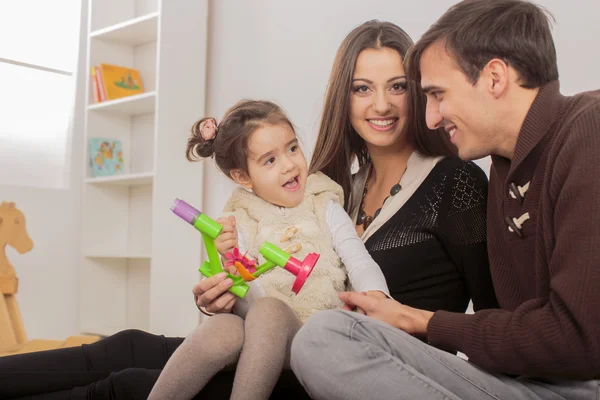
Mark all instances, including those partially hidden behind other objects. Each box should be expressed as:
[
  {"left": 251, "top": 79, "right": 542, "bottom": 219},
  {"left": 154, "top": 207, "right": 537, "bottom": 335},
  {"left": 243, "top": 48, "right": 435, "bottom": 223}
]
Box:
[{"left": 171, "top": 198, "right": 201, "bottom": 225}]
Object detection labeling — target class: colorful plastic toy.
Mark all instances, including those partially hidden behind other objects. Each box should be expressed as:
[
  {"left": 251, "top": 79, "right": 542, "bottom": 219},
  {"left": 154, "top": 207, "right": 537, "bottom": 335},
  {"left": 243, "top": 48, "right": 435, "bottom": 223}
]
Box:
[{"left": 171, "top": 198, "right": 318, "bottom": 298}]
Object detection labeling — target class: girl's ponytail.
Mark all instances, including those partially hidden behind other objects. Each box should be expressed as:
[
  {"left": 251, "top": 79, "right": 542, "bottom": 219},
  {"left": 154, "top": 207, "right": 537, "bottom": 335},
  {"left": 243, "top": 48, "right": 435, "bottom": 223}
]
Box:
[{"left": 186, "top": 117, "right": 218, "bottom": 161}]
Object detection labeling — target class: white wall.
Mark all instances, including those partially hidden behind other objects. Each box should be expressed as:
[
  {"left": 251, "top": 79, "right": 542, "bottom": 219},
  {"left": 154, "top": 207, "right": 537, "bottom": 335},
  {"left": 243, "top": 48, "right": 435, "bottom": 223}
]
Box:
[
  {"left": 4, "top": 0, "right": 599, "bottom": 339},
  {"left": 203, "top": 0, "right": 600, "bottom": 219},
  {"left": 0, "top": 1, "right": 87, "bottom": 340}
]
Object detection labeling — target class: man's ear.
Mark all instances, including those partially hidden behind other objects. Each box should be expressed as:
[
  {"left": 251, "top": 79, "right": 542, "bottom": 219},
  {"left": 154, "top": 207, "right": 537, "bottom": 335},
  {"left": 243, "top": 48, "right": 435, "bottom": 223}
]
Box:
[
  {"left": 231, "top": 169, "right": 253, "bottom": 190},
  {"left": 484, "top": 58, "right": 509, "bottom": 98}
]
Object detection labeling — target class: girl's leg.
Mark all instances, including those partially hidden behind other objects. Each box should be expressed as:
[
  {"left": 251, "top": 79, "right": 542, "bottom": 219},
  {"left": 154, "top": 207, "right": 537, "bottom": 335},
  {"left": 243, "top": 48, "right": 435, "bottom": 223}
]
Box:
[
  {"left": 147, "top": 313, "right": 245, "bottom": 400},
  {"left": 230, "top": 297, "right": 302, "bottom": 400},
  {"left": 0, "top": 329, "right": 182, "bottom": 399}
]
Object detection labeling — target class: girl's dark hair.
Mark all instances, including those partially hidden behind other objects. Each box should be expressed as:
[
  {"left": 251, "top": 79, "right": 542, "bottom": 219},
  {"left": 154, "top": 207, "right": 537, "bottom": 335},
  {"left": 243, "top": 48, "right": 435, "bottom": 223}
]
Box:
[
  {"left": 186, "top": 99, "right": 294, "bottom": 178},
  {"left": 309, "top": 20, "right": 457, "bottom": 215}
]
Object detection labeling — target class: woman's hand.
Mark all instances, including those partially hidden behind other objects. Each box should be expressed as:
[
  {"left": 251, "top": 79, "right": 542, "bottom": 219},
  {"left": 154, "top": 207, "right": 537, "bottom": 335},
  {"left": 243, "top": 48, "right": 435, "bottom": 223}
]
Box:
[
  {"left": 215, "top": 216, "right": 238, "bottom": 256},
  {"left": 193, "top": 272, "right": 237, "bottom": 314}
]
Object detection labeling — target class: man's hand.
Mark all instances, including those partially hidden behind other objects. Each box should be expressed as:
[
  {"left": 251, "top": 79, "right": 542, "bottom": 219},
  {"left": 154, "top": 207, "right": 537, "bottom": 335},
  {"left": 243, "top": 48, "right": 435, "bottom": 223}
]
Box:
[
  {"left": 342, "top": 290, "right": 388, "bottom": 315},
  {"left": 215, "top": 216, "right": 238, "bottom": 256},
  {"left": 338, "top": 291, "right": 434, "bottom": 337},
  {"left": 365, "top": 290, "right": 388, "bottom": 300}
]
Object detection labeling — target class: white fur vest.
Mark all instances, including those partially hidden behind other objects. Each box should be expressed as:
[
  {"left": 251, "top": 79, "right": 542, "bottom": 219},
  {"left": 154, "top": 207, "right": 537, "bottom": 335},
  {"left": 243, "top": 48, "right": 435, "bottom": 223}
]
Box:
[{"left": 223, "top": 172, "right": 347, "bottom": 321}]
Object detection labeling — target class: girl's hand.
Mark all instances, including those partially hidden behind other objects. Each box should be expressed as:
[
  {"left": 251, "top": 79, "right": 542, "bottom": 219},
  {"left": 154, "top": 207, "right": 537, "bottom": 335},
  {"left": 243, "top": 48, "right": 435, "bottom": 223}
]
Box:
[{"left": 215, "top": 216, "right": 238, "bottom": 256}]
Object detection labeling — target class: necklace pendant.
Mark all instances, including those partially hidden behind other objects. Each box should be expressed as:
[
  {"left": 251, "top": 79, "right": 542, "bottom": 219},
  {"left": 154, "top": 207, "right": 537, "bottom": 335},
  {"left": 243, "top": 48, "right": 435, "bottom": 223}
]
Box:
[
  {"left": 357, "top": 209, "right": 366, "bottom": 225},
  {"left": 374, "top": 208, "right": 381, "bottom": 219},
  {"left": 390, "top": 183, "right": 402, "bottom": 196},
  {"left": 364, "top": 215, "right": 373, "bottom": 229}
]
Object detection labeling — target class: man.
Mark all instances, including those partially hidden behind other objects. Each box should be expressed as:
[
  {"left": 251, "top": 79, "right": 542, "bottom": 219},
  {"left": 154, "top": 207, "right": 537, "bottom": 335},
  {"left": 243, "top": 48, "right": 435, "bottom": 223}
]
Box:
[{"left": 290, "top": 1, "right": 600, "bottom": 399}]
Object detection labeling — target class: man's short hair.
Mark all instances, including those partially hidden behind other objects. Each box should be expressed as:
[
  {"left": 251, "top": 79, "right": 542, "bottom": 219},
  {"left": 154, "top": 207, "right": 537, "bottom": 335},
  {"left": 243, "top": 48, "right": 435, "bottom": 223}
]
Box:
[{"left": 407, "top": 0, "right": 558, "bottom": 89}]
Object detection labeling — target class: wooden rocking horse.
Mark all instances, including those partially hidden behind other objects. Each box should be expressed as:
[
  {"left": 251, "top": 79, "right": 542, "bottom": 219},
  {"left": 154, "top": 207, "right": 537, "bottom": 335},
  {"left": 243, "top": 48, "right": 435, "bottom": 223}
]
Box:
[
  {"left": 0, "top": 201, "right": 33, "bottom": 350},
  {"left": 0, "top": 202, "right": 99, "bottom": 355}
]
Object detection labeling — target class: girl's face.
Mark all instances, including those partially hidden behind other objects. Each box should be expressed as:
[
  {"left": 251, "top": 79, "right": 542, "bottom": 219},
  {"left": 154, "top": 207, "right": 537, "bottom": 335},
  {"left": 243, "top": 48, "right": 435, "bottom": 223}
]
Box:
[
  {"left": 349, "top": 47, "right": 409, "bottom": 151},
  {"left": 233, "top": 123, "right": 308, "bottom": 208}
]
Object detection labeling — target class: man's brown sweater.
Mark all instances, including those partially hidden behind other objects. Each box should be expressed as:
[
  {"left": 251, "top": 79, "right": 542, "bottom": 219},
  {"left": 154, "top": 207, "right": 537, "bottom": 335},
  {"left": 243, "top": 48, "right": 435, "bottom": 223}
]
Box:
[{"left": 427, "top": 81, "right": 600, "bottom": 379}]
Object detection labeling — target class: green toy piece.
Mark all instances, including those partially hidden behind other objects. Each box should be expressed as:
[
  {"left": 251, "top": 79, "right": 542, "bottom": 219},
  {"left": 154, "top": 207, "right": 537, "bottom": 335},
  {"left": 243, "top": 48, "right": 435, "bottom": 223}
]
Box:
[{"left": 171, "top": 198, "right": 318, "bottom": 298}]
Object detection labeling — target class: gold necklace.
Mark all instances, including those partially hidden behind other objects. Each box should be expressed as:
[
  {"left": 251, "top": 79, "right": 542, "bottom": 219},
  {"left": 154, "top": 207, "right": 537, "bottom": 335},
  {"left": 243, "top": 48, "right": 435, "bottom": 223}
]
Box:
[{"left": 357, "top": 165, "right": 407, "bottom": 230}]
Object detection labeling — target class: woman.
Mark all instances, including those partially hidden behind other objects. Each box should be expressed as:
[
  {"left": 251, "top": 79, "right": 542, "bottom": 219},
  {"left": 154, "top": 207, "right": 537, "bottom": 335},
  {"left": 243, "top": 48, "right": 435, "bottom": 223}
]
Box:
[
  {"left": 0, "top": 20, "right": 497, "bottom": 400},
  {"left": 309, "top": 20, "right": 498, "bottom": 313}
]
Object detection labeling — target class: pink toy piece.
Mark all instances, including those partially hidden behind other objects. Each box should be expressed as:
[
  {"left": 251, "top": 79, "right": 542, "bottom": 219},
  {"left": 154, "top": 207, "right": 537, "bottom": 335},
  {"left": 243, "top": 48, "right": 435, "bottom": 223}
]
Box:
[
  {"left": 224, "top": 247, "right": 257, "bottom": 274},
  {"left": 284, "top": 253, "right": 319, "bottom": 294}
]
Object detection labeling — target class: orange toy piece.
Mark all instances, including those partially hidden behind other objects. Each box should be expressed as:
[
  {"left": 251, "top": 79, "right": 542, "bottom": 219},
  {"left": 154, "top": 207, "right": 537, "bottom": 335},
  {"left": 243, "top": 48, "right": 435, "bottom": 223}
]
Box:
[{"left": 233, "top": 261, "right": 257, "bottom": 282}]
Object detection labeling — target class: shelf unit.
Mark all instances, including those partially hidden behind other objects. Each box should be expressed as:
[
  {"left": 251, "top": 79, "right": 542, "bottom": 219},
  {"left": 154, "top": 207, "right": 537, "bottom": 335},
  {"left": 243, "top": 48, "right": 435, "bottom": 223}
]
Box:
[
  {"left": 90, "top": 12, "right": 159, "bottom": 46},
  {"left": 87, "top": 91, "right": 156, "bottom": 115},
  {"left": 84, "top": 171, "right": 155, "bottom": 186},
  {"left": 80, "top": 0, "right": 209, "bottom": 337}
]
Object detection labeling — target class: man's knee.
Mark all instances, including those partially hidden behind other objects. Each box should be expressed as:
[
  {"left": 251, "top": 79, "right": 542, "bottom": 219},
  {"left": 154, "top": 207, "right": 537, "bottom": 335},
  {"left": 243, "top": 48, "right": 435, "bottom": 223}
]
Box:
[
  {"left": 291, "top": 310, "right": 353, "bottom": 367},
  {"left": 295, "top": 309, "right": 350, "bottom": 340}
]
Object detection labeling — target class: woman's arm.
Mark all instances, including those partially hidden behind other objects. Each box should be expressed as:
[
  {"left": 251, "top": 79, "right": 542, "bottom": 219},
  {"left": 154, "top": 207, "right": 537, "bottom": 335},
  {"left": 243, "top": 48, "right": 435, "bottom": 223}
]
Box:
[
  {"left": 326, "top": 201, "right": 390, "bottom": 296},
  {"left": 437, "top": 161, "right": 499, "bottom": 311}
]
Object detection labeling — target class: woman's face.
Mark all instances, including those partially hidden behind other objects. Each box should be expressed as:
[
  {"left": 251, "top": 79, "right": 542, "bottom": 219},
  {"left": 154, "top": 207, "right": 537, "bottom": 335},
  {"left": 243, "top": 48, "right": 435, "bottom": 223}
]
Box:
[{"left": 349, "top": 47, "right": 409, "bottom": 151}]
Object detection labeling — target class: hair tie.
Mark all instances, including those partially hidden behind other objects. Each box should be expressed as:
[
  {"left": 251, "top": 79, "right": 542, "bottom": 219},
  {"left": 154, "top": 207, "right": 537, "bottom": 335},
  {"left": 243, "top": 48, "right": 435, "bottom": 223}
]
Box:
[{"left": 200, "top": 118, "right": 218, "bottom": 141}]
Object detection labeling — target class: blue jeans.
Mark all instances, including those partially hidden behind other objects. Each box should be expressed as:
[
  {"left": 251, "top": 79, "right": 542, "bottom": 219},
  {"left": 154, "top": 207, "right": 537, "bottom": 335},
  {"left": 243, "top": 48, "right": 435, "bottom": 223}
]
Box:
[{"left": 291, "top": 310, "right": 599, "bottom": 400}]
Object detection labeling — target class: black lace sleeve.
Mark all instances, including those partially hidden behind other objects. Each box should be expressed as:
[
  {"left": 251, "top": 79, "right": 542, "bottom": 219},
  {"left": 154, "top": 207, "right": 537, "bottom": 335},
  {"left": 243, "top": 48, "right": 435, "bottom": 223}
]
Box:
[{"left": 437, "top": 160, "right": 499, "bottom": 311}]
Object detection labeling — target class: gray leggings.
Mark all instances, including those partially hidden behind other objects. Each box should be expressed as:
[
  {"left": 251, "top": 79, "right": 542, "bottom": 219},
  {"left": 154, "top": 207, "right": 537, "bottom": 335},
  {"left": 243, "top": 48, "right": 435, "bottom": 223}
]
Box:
[{"left": 148, "top": 297, "right": 301, "bottom": 400}]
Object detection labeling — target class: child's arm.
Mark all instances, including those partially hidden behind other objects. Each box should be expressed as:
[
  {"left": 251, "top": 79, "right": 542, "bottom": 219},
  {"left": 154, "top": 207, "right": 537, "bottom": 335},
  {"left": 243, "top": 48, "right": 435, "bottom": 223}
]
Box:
[
  {"left": 215, "top": 218, "right": 266, "bottom": 317},
  {"left": 326, "top": 201, "right": 390, "bottom": 297},
  {"left": 215, "top": 215, "right": 247, "bottom": 274},
  {"left": 230, "top": 241, "right": 267, "bottom": 317},
  {"left": 215, "top": 215, "right": 238, "bottom": 258}
]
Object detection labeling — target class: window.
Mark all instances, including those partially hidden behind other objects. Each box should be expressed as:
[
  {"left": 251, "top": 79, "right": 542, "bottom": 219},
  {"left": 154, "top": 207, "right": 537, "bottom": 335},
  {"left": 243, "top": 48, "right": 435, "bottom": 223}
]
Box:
[{"left": 0, "top": 1, "right": 82, "bottom": 188}]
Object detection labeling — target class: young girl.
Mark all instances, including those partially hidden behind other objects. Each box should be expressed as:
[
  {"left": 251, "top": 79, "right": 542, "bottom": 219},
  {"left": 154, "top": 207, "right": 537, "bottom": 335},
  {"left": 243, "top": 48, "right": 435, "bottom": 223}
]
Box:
[{"left": 148, "top": 99, "right": 389, "bottom": 400}]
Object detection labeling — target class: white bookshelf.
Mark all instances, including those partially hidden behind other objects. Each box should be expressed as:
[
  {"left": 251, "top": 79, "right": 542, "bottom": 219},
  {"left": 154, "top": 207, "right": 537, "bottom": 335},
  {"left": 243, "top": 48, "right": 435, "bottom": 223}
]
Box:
[
  {"left": 90, "top": 12, "right": 159, "bottom": 46},
  {"left": 85, "top": 254, "right": 152, "bottom": 259},
  {"left": 80, "top": 0, "right": 209, "bottom": 337},
  {"left": 87, "top": 91, "right": 156, "bottom": 116},
  {"left": 85, "top": 171, "right": 154, "bottom": 186}
]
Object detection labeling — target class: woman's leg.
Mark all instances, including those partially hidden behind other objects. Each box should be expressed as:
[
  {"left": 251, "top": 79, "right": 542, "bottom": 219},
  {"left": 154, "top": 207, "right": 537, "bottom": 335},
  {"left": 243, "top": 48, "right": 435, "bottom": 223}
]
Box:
[
  {"left": 0, "top": 329, "right": 183, "bottom": 399},
  {"left": 231, "top": 297, "right": 302, "bottom": 400},
  {"left": 147, "top": 313, "right": 245, "bottom": 400},
  {"left": 11, "top": 368, "right": 164, "bottom": 400}
]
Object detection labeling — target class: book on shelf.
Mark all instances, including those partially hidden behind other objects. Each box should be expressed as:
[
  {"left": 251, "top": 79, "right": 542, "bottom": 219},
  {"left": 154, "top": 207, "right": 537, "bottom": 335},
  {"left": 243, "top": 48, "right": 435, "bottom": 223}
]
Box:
[
  {"left": 90, "top": 63, "right": 144, "bottom": 103},
  {"left": 88, "top": 138, "right": 125, "bottom": 177}
]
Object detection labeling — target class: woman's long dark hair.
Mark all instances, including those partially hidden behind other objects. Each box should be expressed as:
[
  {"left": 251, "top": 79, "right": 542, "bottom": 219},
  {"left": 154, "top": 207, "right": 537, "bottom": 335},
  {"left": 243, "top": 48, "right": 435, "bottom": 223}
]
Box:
[{"left": 309, "top": 20, "right": 456, "bottom": 215}]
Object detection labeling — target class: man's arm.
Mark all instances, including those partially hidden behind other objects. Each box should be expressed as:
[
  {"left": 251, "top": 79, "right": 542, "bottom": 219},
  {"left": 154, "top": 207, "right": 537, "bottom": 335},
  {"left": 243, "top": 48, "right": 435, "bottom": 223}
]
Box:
[{"left": 428, "top": 108, "right": 600, "bottom": 379}]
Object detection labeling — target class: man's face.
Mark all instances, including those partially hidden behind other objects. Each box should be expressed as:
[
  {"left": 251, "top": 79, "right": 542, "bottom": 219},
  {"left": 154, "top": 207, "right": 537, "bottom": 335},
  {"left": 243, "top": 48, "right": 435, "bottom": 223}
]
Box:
[{"left": 419, "top": 41, "right": 500, "bottom": 160}]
